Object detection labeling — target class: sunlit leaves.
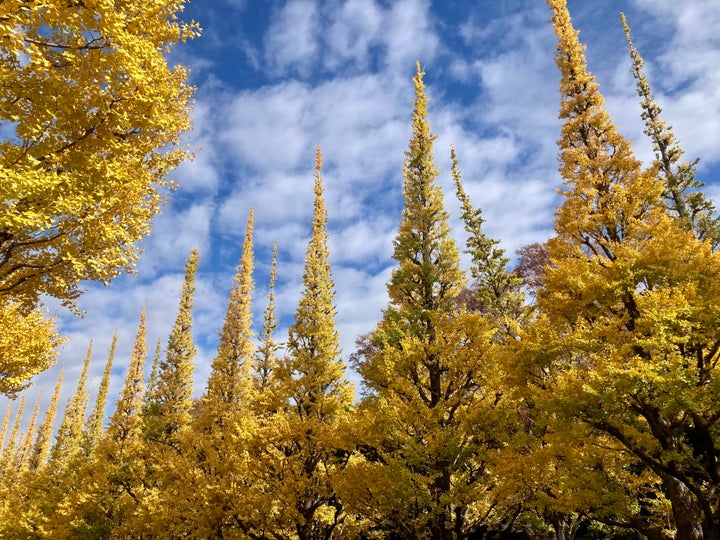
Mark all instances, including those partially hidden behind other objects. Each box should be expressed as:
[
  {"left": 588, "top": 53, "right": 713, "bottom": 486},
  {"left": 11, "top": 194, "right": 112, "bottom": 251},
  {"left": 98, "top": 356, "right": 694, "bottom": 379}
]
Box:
[
  {"left": 0, "top": 0, "right": 197, "bottom": 311},
  {"left": 0, "top": 302, "right": 62, "bottom": 397}
]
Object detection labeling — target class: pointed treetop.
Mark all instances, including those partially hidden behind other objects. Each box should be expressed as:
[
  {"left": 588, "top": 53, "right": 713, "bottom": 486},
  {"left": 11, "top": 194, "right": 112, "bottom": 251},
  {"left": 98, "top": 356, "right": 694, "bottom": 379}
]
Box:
[
  {"left": 452, "top": 147, "right": 509, "bottom": 280},
  {"left": 16, "top": 392, "right": 43, "bottom": 472},
  {"left": 0, "top": 401, "right": 11, "bottom": 451},
  {"left": 313, "top": 145, "right": 327, "bottom": 220},
  {"left": 406, "top": 61, "right": 439, "bottom": 178},
  {"left": 204, "top": 209, "right": 255, "bottom": 412},
  {"left": 84, "top": 330, "right": 117, "bottom": 452},
  {"left": 387, "top": 63, "right": 463, "bottom": 321},
  {"left": 144, "top": 337, "right": 162, "bottom": 408},
  {"left": 621, "top": 13, "right": 720, "bottom": 248},
  {"left": 29, "top": 367, "right": 63, "bottom": 470},
  {"left": 145, "top": 249, "right": 198, "bottom": 445},
  {"left": 451, "top": 147, "right": 521, "bottom": 319},
  {"left": 315, "top": 143, "right": 322, "bottom": 173},
  {"left": 288, "top": 146, "right": 339, "bottom": 364},
  {"left": 163, "top": 247, "right": 199, "bottom": 382},
  {"left": 1, "top": 393, "right": 26, "bottom": 469},
  {"left": 547, "top": 0, "right": 664, "bottom": 254},
  {"left": 50, "top": 342, "right": 92, "bottom": 467},
  {"left": 107, "top": 311, "right": 147, "bottom": 444},
  {"left": 282, "top": 147, "right": 352, "bottom": 421},
  {"left": 253, "top": 241, "right": 280, "bottom": 401}
]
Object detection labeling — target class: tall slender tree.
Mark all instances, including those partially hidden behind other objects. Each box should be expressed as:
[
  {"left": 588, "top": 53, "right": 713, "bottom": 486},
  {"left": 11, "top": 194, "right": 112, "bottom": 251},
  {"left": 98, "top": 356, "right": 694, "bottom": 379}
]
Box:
[
  {"left": 108, "top": 312, "right": 149, "bottom": 446},
  {"left": 255, "top": 146, "right": 354, "bottom": 539},
  {"left": 0, "top": 394, "right": 25, "bottom": 531},
  {"left": 252, "top": 241, "right": 280, "bottom": 410},
  {"left": 53, "top": 311, "right": 150, "bottom": 538},
  {"left": 3, "top": 394, "right": 25, "bottom": 466},
  {"left": 202, "top": 209, "right": 255, "bottom": 421},
  {"left": 28, "top": 369, "right": 63, "bottom": 471},
  {"left": 49, "top": 343, "right": 92, "bottom": 469},
  {"left": 143, "top": 249, "right": 199, "bottom": 449},
  {"left": 129, "top": 252, "right": 199, "bottom": 536},
  {"left": 143, "top": 337, "right": 162, "bottom": 412},
  {"left": 621, "top": 13, "right": 720, "bottom": 249},
  {"left": 0, "top": 401, "right": 11, "bottom": 451},
  {"left": 350, "top": 64, "right": 506, "bottom": 539},
  {"left": 157, "top": 212, "right": 258, "bottom": 538},
  {"left": 281, "top": 147, "right": 350, "bottom": 424},
  {"left": 451, "top": 146, "right": 524, "bottom": 327},
  {"left": 14, "top": 393, "right": 42, "bottom": 474},
  {"left": 383, "top": 66, "right": 465, "bottom": 340},
  {"left": 82, "top": 331, "right": 117, "bottom": 454}
]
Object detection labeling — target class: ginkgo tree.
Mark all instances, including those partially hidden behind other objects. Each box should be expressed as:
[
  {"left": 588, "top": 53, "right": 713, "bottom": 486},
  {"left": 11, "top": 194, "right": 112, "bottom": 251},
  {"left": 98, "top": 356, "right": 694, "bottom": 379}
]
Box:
[
  {"left": 348, "top": 64, "right": 512, "bottom": 538},
  {"left": 515, "top": 1, "right": 720, "bottom": 539},
  {"left": 1, "top": 2, "right": 719, "bottom": 539},
  {"left": 0, "top": 0, "right": 198, "bottom": 309},
  {"left": 0, "top": 0, "right": 198, "bottom": 394},
  {"left": 621, "top": 13, "right": 720, "bottom": 249}
]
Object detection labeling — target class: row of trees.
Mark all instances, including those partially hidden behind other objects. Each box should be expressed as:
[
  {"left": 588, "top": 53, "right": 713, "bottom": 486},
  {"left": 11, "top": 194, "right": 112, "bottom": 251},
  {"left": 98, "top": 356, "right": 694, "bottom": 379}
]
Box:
[{"left": 1, "top": 0, "right": 719, "bottom": 538}]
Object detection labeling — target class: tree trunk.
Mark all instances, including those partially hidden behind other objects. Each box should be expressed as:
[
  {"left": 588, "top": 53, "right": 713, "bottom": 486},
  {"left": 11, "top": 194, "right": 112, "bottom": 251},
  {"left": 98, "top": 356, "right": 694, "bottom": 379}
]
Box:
[
  {"left": 429, "top": 469, "right": 454, "bottom": 540},
  {"left": 665, "top": 475, "right": 704, "bottom": 540},
  {"left": 545, "top": 511, "right": 579, "bottom": 540}
]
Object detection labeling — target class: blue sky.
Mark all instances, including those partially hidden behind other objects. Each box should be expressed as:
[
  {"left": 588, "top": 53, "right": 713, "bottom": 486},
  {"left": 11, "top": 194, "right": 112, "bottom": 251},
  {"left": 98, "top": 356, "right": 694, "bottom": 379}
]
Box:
[{"left": 4, "top": 0, "right": 720, "bottom": 428}]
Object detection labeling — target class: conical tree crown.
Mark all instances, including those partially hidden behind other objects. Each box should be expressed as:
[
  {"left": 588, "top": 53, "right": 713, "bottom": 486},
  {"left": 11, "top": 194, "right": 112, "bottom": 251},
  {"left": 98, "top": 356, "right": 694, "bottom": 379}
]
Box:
[
  {"left": 361, "top": 64, "right": 465, "bottom": 401},
  {"left": 15, "top": 393, "right": 42, "bottom": 473},
  {"left": 49, "top": 343, "right": 92, "bottom": 467},
  {"left": 387, "top": 63, "right": 463, "bottom": 332},
  {"left": 143, "top": 337, "right": 162, "bottom": 411},
  {"left": 145, "top": 249, "right": 198, "bottom": 444},
  {"left": 0, "top": 402, "right": 12, "bottom": 451},
  {"left": 64, "top": 311, "right": 151, "bottom": 539},
  {"left": 83, "top": 331, "right": 116, "bottom": 452},
  {"left": 107, "top": 311, "right": 147, "bottom": 444},
  {"left": 204, "top": 210, "right": 255, "bottom": 414},
  {"left": 282, "top": 147, "right": 351, "bottom": 420},
  {"left": 252, "top": 241, "right": 280, "bottom": 407},
  {"left": 451, "top": 146, "right": 522, "bottom": 321},
  {"left": 29, "top": 368, "right": 63, "bottom": 470},
  {"left": 548, "top": 0, "right": 665, "bottom": 258},
  {"left": 0, "top": 394, "right": 25, "bottom": 477}
]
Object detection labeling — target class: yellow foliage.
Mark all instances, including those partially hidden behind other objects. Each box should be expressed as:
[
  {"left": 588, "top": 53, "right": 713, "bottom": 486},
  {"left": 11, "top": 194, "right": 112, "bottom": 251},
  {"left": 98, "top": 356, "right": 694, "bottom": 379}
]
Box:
[
  {"left": 0, "top": 0, "right": 198, "bottom": 311},
  {"left": 517, "top": 1, "right": 720, "bottom": 534},
  {"left": 0, "top": 302, "right": 62, "bottom": 397}
]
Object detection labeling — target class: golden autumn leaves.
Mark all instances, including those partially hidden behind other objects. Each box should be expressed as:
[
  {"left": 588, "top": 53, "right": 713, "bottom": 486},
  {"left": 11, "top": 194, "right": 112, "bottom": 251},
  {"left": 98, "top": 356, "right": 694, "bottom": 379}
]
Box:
[
  {"left": 0, "top": 0, "right": 198, "bottom": 396},
  {"left": 1, "top": 0, "right": 720, "bottom": 538}
]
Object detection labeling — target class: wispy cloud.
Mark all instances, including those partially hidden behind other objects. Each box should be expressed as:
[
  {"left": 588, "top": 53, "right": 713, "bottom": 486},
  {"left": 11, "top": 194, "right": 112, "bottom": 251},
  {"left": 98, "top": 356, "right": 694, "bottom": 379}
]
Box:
[{"left": 264, "top": 0, "right": 321, "bottom": 77}]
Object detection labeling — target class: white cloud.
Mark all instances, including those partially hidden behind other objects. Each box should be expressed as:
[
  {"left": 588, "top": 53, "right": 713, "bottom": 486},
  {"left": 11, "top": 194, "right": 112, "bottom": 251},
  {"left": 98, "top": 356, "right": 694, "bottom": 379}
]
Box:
[
  {"left": 635, "top": 1, "right": 720, "bottom": 83},
  {"left": 328, "top": 217, "right": 396, "bottom": 267},
  {"left": 322, "top": 0, "right": 383, "bottom": 71},
  {"left": 381, "top": 0, "right": 438, "bottom": 72},
  {"left": 217, "top": 172, "right": 314, "bottom": 241},
  {"left": 264, "top": 0, "right": 320, "bottom": 77},
  {"left": 221, "top": 81, "right": 312, "bottom": 173},
  {"left": 170, "top": 101, "right": 222, "bottom": 196},
  {"left": 138, "top": 202, "right": 215, "bottom": 275},
  {"left": 642, "top": 1, "right": 720, "bottom": 164}
]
